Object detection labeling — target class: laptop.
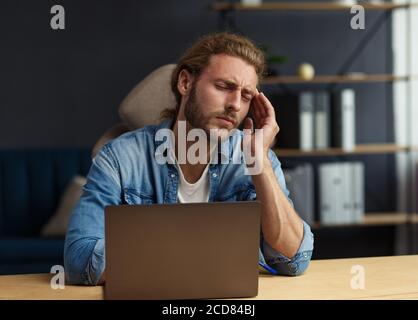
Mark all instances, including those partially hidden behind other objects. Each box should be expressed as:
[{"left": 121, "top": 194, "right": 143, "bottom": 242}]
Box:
[{"left": 104, "top": 201, "right": 261, "bottom": 300}]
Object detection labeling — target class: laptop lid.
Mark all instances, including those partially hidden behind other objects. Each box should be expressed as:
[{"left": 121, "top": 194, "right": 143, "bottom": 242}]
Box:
[{"left": 104, "top": 201, "right": 261, "bottom": 300}]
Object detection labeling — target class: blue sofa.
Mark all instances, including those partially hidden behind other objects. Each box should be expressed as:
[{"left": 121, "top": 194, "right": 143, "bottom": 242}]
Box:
[{"left": 0, "top": 149, "right": 91, "bottom": 275}]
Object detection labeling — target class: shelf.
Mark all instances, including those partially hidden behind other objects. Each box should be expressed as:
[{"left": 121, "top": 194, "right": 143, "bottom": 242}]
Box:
[
  {"left": 261, "top": 74, "right": 409, "bottom": 85},
  {"left": 313, "top": 213, "right": 418, "bottom": 229},
  {"left": 212, "top": 2, "right": 415, "bottom": 12},
  {"left": 275, "top": 144, "right": 409, "bottom": 157}
]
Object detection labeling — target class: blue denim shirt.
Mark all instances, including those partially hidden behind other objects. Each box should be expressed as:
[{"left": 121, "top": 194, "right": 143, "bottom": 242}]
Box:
[{"left": 64, "top": 119, "right": 314, "bottom": 285}]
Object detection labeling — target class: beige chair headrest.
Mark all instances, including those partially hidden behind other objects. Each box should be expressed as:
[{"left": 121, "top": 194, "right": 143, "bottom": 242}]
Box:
[{"left": 118, "top": 64, "right": 177, "bottom": 130}]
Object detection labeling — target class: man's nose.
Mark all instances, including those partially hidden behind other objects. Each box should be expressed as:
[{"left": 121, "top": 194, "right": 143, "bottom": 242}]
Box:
[{"left": 225, "top": 90, "right": 241, "bottom": 112}]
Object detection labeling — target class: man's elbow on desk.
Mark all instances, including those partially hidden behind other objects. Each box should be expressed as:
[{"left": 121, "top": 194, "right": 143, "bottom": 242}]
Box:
[
  {"left": 64, "top": 238, "right": 106, "bottom": 286},
  {"left": 271, "top": 250, "right": 313, "bottom": 277},
  {"left": 263, "top": 221, "right": 314, "bottom": 277}
]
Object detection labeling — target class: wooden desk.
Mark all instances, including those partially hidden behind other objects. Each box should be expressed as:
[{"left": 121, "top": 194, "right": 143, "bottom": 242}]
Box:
[{"left": 1, "top": 255, "right": 418, "bottom": 300}]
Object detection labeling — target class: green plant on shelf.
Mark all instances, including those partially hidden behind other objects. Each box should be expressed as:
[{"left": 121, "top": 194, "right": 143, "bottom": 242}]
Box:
[{"left": 259, "top": 44, "right": 288, "bottom": 77}]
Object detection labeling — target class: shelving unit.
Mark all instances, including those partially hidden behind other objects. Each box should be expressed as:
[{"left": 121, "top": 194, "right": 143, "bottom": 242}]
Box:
[
  {"left": 261, "top": 74, "right": 409, "bottom": 85},
  {"left": 212, "top": 2, "right": 417, "bottom": 11},
  {"left": 312, "top": 213, "right": 418, "bottom": 229},
  {"left": 275, "top": 144, "right": 409, "bottom": 158},
  {"left": 214, "top": 1, "right": 417, "bottom": 256}
]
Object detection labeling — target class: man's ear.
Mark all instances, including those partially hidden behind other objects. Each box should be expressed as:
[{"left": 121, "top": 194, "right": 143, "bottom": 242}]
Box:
[{"left": 177, "top": 69, "right": 194, "bottom": 96}]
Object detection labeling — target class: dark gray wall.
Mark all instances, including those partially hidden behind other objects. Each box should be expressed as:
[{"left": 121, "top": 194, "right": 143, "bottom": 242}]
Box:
[
  {"left": 0, "top": 0, "right": 217, "bottom": 148},
  {"left": 0, "top": 0, "right": 395, "bottom": 213},
  {"left": 0, "top": 0, "right": 393, "bottom": 147}
]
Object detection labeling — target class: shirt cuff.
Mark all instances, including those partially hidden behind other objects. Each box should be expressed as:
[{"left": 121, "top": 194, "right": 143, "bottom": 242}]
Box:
[
  {"left": 85, "top": 238, "right": 106, "bottom": 285},
  {"left": 260, "top": 220, "right": 314, "bottom": 276}
]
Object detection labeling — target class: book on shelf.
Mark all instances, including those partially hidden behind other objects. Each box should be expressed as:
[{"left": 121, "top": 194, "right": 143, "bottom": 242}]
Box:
[
  {"left": 319, "top": 161, "right": 365, "bottom": 225},
  {"left": 319, "top": 163, "right": 341, "bottom": 225},
  {"left": 314, "top": 91, "right": 331, "bottom": 150},
  {"left": 283, "top": 163, "right": 315, "bottom": 225},
  {"left": 341, "top": 162, "right": 353, "bottom": 224},
  {"left": 272, "top": 89, "right": 357, "bottom": 153},
  {"left": 352, "top": 162, "right": 365, "bottom": 223},
  {"left": 273, "top": 91, "right": 314, "bottom": 151},
  {"left": 331, "top": 88, "right": 356, "bottom": 151},
  {"left": 416, "top": 162, "right": 418, "bottom": 214}
]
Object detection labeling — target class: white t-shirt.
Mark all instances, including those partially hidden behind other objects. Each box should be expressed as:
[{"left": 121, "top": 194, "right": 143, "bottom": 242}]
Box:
[
  {"left": 170, "top": 136, "right": 217, "bottom": 203},
  {"left": 176, "top": 162, "right": 210, "bottom": 203}
]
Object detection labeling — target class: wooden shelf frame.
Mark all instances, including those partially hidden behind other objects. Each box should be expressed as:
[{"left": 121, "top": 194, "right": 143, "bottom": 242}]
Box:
[
  {"left": 212, "top": 2, "right": 417, "bottom": 12},
  {"left": 261, "top": 74, "right": 410, "bottom": 85},
  {"left": 274, "top": 144, "right": 409, "bottom": 158},
  {"left": 313, "top": 213, "right": 418, "bottom": 229}
]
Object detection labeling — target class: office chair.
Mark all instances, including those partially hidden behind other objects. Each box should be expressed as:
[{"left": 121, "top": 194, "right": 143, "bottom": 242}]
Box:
[{"left": 91, "top": 64, "right": 177, "bottom": 158}]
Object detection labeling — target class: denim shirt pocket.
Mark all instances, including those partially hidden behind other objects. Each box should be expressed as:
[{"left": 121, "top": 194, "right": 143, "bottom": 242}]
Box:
[{"left": 123, "top": 188, "right": 155, "bottom": 205}]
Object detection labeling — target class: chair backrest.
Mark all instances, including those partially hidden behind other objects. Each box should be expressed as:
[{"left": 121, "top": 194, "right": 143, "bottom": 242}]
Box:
[
  {"left": 119, "top": 64, "right": 177, "bottom": 130},
  {"left": 91, "top": 64, "right": 177, "bottom": 158}
]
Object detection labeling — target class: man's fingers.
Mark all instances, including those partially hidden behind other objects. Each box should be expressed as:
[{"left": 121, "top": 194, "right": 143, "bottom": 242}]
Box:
[
  {"left": 243, "top": 117, "right": 253, "bottom": 131},
  {"left": 252, "top": 97, "right": 262, "bottom": 127},
  {"left": 259, "top": 92, "right": 275, "bottom": 119},
  {"left": 258, "top": 93, "right": 267, "bottom": 118}
]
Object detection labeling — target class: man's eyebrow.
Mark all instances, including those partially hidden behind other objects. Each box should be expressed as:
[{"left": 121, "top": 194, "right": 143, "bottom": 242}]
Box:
[
  {"left": 215, "top": 79, "right": 256, "bottom": 96},
  {"left": 242, "top": 87, "right": 255, "bottom": 96}
]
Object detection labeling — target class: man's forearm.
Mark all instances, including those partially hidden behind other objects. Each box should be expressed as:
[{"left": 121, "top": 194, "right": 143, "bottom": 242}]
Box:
[
  {"left": 98, "top": 271, "right": 106, "bottom": 285},
  {"left": 252, "top": 156, "right": 304, "bottom": 258}
]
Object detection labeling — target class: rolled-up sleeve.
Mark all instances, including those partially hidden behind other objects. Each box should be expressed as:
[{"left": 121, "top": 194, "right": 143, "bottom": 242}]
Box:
[
  {"left": 260, "top": 221, "right": 313, "bottom": 276},
  {"left": 64, "top": 145, "right": 121, "bottom": 285},
  {"left": 249, "top": 149, "right": 314, "bottom": 276}
]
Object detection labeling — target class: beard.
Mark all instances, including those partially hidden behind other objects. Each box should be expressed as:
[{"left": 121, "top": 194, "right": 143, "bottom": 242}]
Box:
[
  {"left": 184, "top": 84, "right": 207, "bottom": 130},
  {"left": 184, "top": 84, "right": 239, "bottom": 142}
]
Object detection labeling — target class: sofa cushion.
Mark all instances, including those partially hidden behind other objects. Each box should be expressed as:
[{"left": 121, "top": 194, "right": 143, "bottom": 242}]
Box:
[
  {"left": 0, "top": 262, "right": 63, "bottom": 275},
  {"left": 41, "top": 175, "right": 87, "bottom": 237},
  {"left": 0, "top": 149, "right": 91, "bottom": 237},
  {"left": 0, "top": 238, "right": 64, "bottom": 263}
]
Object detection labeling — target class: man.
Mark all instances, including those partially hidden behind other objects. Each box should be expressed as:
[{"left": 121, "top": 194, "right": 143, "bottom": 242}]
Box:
[{"left": 64, "top": 32, "right": 314, "bottom": 285}]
